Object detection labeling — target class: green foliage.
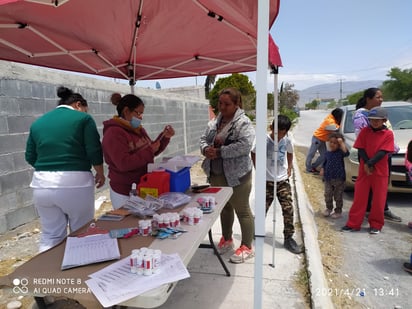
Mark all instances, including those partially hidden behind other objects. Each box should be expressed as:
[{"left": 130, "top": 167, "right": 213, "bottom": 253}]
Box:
[
  {"left": 327, "top": 99, "right": 337, "bottom": 109},
  {"left": 267, "top": 92, "right": 274, "bottom": 111},
  {"left": 279, "top": 106, "right": 298, "bottom": 124},
  {"left": 279, "top": 83, "right": 299, "bottom": 110},
  {"left": 204, "top": 75, "right": 216, "bottom": 99},
  {"left": 208, "top": 73, "right": 256, "bottom": 114},
  {"left": 305, "top": 99, "right": 320, "bottom": 110},
  {"left": 346, "top": 91, "right": 363, "bottom": 105},
  {"left": 381, "top": 67, "right": 412, "bottom": 101}
]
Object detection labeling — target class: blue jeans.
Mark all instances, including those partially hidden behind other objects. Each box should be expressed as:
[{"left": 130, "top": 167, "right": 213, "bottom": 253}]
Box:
[{"left": 305, "top": 136, "right": 326, "bottom": 171}]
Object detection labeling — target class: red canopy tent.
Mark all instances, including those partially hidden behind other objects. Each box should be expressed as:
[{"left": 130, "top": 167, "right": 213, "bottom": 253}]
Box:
[
  {"left": 0, "top": 1, "right": 282, "bottom": 308},
  {"left": 0, "top": 0, "right": 281, "bottom": 85}
]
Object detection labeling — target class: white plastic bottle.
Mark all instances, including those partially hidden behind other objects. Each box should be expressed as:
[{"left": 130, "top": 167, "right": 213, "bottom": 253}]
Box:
[{"left": 129, "top": 183, "right": 137, "bottom": 197}]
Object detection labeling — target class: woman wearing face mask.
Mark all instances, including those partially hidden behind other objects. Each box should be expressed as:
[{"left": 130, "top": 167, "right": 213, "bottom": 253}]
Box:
[
  {"left": 102, "top": 93, "right": 175, "bottom": 209},
  {"left": 25, "top": 86, "right": 105, "bottom": 252}
]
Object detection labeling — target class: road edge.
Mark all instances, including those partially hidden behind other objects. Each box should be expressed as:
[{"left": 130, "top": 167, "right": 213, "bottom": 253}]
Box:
[{"left": 293, "top": 148, "right": 335, "bottom": 309}]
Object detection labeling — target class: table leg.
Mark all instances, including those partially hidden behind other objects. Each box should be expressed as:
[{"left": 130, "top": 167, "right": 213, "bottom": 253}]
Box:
[
  {"left": 199, "top": 230, "right": 231, "bottom": 276},
  {"left": 33, "top": 297, "right": 47, "bottom": 309}
]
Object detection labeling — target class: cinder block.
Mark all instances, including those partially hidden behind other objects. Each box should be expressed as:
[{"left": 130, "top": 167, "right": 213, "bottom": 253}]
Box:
[
  {"left": 8, "top": 116, "right": 37, "bottom": 133},
  {"left": 0, "top": 216, "right": 7, "bottom": 234},
  {"left": 12, "top": 151, "right": 29, "bottom": 172},
  {"left": 0, "top": 153, "right": 15, "bottom": 176},
  {"left": 0, "top": 115, "right": 8, "bottom": 134},
  {"left": 0, "top": 170, "right": 32, "bottom": 194},
  {"left": 0, "top": 134, "right": 27, "bottom": 154},
  {"left": 19, "top": 97, "right": 46, "bottom": 116},
  {"left": 0, "top": 191, "right": 18, "bottom": 215},
  {"left": 16, "top": 186, "right": 33, "bottom": 207},
  {"left": 6, "top": 205, "right": 37, "bottom": 230},
  {"left": 0, "top": 96, "right": 19, "bottom": 116}
]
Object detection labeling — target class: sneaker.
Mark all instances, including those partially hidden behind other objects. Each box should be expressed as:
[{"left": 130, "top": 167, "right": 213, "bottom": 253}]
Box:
[
  {"left": 284, "top": 237, "right": 304, "bottom": 254},
  {"left": 309, "top": 168, "right": 320, "bottom": 174},
  {"left": 230, "top": 245, "right": 255, "bottom": 264},
  {"left": 229, "top": 245, "right": 254, "bottom": 263},
  {"left": 384, "top": 210, "right": 402, "bottom": 222},
  {"left": 341, "top": 225, "right": 360, "bottom": 232},
  {"left": 323, "top": 209, "right": 332, "bottom": 217},
  {"left": 403, "top": 262, "right": 412, "bottom": 275},
  {"left": 217, "top": 236, "right": 234, "bottom": 255},
  {"left": 330, "top": 212, "right": 342, "bottom": 219},
  {"left": 369, "top": 228, "right": 380, "bottom": 234}
]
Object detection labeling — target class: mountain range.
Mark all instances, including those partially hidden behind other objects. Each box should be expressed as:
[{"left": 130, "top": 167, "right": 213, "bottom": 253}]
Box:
[{"left": 297, "top": 80, "right": 384, "bottom": 107}]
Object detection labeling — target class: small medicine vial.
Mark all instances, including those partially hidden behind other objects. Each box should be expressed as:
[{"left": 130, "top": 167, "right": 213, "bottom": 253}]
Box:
[{"left": 152, "top": 250, "right": 161, "bottom": 274}]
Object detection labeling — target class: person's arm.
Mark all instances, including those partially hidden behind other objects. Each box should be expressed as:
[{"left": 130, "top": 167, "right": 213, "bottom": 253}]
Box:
[
  {"left": 287, "top": 152, "right": 293, "bottom": 177},
  {"left": 25, "top": 131, "right": 37, "bottom": 167},
  {"left": 93, "top": 164, "right": 105, "bottom": 188},
  {"left": 251, "top": 151, "right": 256, "bottom": 168},
  {"left": 338, "top": 137, "right": 348, "bottom": 153},
  {"left": 367, "top": 150, "right": 388, "bottom": 167},
  {"left": 357, "top": 148, "right": 369, "bottom": 163}
]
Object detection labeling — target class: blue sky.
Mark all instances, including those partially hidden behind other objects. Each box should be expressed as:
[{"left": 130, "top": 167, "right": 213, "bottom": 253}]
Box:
[{"left": 137, "top": 0, "right": 412, "bottom": 91}]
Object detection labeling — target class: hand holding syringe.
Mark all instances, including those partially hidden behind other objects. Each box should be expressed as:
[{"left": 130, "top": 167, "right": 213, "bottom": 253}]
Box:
[
  {"left": 151, "top": 125, "right": 175, "bottom": 152},
  {"left": 161, "top": 125, "right": 175, "bottom": 139}
]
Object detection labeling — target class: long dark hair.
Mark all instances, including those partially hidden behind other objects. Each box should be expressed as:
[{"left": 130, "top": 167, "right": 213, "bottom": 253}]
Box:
[
  {"left": 57, "top": 86, "right": 87, "bottom": 107},
  {"left": 356, "top": 87, "right": 380, "bottom": 110}
]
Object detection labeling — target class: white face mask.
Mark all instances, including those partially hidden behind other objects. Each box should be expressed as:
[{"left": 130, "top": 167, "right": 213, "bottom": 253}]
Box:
[{"left": 130, "top": 116, "right": 142, "bottom": 128}]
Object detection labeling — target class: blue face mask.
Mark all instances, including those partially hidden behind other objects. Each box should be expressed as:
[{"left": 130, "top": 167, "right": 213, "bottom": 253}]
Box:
[{"left": 130, "top": 117, "right": 142, "bottom": 128}]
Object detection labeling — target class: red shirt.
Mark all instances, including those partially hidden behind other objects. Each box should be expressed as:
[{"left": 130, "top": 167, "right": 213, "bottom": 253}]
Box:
[
  {"left": 354, "top": 126, "right": 394, "bottom": 177},
  {"left": 102, "top": 117, "right": 170, "bottom": 195}
]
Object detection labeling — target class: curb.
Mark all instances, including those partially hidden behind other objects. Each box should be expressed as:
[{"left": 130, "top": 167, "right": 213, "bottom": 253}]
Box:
[{"left": 293, "top": 151, "right": 335, "bottom": 309}]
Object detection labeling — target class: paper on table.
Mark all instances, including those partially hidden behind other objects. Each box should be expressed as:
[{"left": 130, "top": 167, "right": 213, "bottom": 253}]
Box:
[
  {"left": 61, "top": 233, "right": 120, "bottom": 270},
  {"left": 85, "top": 253, "right": 190, "bottom": 308}
]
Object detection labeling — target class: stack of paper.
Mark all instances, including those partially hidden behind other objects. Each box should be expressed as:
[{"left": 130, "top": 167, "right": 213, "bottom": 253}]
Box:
[
  {"left": 86, "top": 253, "right": 190, "bottom": 307},
  {"left": 61, "top": 234, "right": 120, "bottom": 270}
]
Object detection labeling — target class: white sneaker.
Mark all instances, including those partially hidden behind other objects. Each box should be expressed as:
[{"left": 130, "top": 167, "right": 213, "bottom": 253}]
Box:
[
  {"left": 217, "top": 236, "right": 234, "bottom": 255},
  {"left": 229, "top": 245, "right": 254, "bottom": 263}
]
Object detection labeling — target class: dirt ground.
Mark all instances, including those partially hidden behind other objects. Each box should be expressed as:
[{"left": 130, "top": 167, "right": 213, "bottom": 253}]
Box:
[
  {"left": 294, "top": 149, "right": 360, "bottom": 308},
  {"left": 0, "top": 155, "right": 359, "bottom": 309}
]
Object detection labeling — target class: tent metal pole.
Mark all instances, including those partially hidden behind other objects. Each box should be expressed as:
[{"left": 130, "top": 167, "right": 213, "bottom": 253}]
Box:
[
  {"left": 270, "top": 66, "right": 279, "bottom": 268},
  {"left": 254, "top": 0, "right": 270, "bottom": 308}
]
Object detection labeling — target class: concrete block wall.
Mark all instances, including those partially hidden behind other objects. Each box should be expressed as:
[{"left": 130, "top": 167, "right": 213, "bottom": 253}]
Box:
[{"left": 0, "top": 61, "right": 209, "bottom": 234}]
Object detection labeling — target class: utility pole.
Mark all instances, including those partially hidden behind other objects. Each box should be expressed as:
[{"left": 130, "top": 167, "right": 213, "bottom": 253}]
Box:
[{"left": 337, "top": 78, "right": 345, "bottom": 102}]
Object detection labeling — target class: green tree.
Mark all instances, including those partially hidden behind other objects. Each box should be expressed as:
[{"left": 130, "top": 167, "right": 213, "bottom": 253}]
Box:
[
  {"left": 267, "top": 92, "right": 274, "bottom": 111},
  {"left": 346, "top": 91, "right": 364, "bottom": 105},
  {"left": 305, "top": 99, "right": 320, "bottom": 110},
  {"left": 279, "top": 83, "right": 299, "bottom": 110},
  {"left": 208, "top": 73, "right": 255, "bottom": 114},
  {"left": 381, "top": 67, "right": 412, "bottom": 101},
  {"left": 204, "top": 75, "right": 216, "bottom": 99},
  {"left": 327, "top": 99, "right": 337, "bottom": 109}
]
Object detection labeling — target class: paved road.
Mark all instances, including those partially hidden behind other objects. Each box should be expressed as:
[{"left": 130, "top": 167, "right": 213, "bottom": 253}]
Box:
[{"left": 292, "top": 110, "right": 412, "bottom": 308}]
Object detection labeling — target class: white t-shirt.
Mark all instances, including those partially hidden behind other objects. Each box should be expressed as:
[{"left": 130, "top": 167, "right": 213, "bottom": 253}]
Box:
[{"left": 251, "top": 134, "right": 293, "bottom": 182}]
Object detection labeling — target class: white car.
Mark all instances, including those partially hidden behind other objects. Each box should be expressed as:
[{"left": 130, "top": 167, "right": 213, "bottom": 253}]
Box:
[{"left": 339, "top": 101, "right": 412, "bottom": 193}]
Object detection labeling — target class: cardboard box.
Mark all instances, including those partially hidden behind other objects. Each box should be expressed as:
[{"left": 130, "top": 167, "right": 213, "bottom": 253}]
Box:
[{"left": 167, "top": 167, "right": 191, "bottom": 193}]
